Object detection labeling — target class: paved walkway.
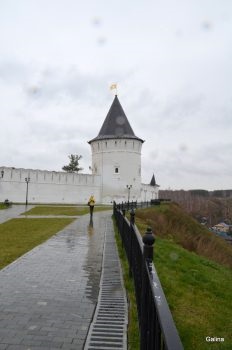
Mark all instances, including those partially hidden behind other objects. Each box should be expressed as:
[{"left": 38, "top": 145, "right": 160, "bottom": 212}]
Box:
[
  {"left": 0, "top": 205, "right": 34, "bottom": 224},
  {"left": 0, "top": 210, "right": 124, "bottom": 350}
]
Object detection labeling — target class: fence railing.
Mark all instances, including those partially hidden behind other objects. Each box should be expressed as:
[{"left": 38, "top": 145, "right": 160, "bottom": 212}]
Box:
[
  {"left": 115, "top": 200, "right": 151, "bottom": 211},
  {"left": 113, "top": 201, "right": 183, "bottom": 350}
]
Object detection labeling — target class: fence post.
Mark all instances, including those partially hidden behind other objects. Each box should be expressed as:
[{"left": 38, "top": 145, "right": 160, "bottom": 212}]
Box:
[
  {"left": 129, "top": 208, "right": 135, "bottom": 277},
  {"left": 130, "top": 208, "right": 135, "bottom": 224},
  {"left": 143, "top": 227, "right": 155, "bottom": 268},
  {"left": 140, "top": 227, "right": 155, "bottom": 350}
]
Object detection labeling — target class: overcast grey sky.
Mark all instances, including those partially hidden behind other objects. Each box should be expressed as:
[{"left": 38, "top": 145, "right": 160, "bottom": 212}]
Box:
[{"left": 0, "top": 0, "right": 231, "bottom": 190}]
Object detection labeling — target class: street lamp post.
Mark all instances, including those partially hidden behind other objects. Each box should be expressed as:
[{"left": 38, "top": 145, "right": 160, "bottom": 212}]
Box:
[
  {"left": 126, "top": 184, "right": 132, "bottom": 202},
  {"left": 144, "top": 189, "right": 147, "bottom": 202},
  {"left": 0, "top": 170, "right": 4, "bottom": 203},
  {"left": 25, "top": 177, "right": 30, "bottom": 206}
]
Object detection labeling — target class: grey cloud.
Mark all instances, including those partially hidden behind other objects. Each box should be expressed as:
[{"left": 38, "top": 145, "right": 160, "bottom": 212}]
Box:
[
  {"left": 23, "top": 65, "right": 118, "bottom": 107},
  {"left": 0, "top": 59, "right": 118, "bottom": 108},
  {"left": 132, "top": 90, "right": 205, "bottom": 136},
  {"left": 144, "top": 139, "right": 232, "bottom": 187},
  {"left": 0, "top": 59, "right": 32, "bottom": 84},
  {"left": 196, "top": 142, "right": 232, "bottom": 168},
  {"left": 25, "top": 112, "right": 97, "bottom": 144},
  {"left": 205, "top": 105, "right": 232, "bottom": 128},
  {"left": 156, "top": 94, "right": 205, "bottom": 128}
]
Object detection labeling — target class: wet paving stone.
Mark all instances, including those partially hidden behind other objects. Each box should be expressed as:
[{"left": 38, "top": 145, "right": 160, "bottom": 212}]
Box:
[
  {"left": 0, "top": 204, "right": 34, "bottom": 223},
  {"left": 0, "top": 211, "right": 113, "bottom": 349}
]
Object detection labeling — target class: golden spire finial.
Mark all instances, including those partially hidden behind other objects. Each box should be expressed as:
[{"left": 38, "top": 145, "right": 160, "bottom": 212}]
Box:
[{"left": 110, "top": 83, "right": 118, "bottom": 95}]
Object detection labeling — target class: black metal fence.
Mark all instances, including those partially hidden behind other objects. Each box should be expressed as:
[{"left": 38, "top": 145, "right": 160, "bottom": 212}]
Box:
[
  {"left": 113, "top": 201, "right": 183, "bottom": 350},
  {"left": 116, "top": 200, "right": 151, "bottom": 211}
]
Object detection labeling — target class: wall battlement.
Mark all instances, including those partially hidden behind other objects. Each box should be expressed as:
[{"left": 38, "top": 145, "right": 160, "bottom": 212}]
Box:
[
  {"left": 0, "top": 167, "right": 101, "bottom": 204},
  {"left": 0, "top": 167, "right": 100, "bottom": 185}
]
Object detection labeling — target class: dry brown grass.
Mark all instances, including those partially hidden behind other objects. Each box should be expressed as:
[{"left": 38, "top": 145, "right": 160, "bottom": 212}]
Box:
[{"left": 136, "top": 203, "right": 232, "bottom": 269}]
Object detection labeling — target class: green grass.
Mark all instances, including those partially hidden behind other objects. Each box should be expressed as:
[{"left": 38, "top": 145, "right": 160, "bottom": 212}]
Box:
[
  {"left": 0, "top": 218, "right": 74, "bottom": 269},
  {"left": 153, "top": 237, "right": 232, "bottom": 349},
  {"left": 22, "top": 205, "right": 112, "bottom": 216},
  {"left": 0, "top": 203, "right": 8, "bottom": 210},
  {"left": 136, "top": 203, "right": 232, "bottom": 269},
  {"left": 133, "top": 204, "right": 232, "bottom": 349},
  {"left": 113, "top": 220, "right": 140, "bottom": 350}
]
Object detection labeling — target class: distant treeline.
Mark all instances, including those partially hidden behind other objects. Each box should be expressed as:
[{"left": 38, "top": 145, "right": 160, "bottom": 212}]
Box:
[
  {"left": 159, "top": 189, "right": 232, "bottom": 225},
  {"left": 160, "top": 189, "right": 232, "bottom": 199}
]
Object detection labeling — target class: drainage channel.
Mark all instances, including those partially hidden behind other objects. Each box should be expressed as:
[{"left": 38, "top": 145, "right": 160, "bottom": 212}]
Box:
[{"left": 84, "top": 218, "right": 128, "bottom": 350}]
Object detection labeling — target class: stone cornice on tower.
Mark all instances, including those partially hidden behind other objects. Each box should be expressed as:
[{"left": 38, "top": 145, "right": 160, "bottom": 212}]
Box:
[{"left": 88, "top": 95, "right": 144, "bottom": 143}]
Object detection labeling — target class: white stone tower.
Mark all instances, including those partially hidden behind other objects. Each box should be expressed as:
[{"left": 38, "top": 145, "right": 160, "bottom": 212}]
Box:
[{"left": 88, "top": 95, "right": 144, "bottom": 203}]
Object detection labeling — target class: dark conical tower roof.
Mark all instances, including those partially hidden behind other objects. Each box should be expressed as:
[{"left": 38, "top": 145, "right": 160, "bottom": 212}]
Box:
[
  {"left": 88, "top": 95, "right": 144, "bottom": 143},
  {"left": 150, "top": 174, "right": 157, "bottom": 186}
]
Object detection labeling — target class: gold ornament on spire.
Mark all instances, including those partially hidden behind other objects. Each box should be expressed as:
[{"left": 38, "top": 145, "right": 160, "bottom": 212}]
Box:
[{"left": 110, "top": 83, "right": 117, "bottom": 95}]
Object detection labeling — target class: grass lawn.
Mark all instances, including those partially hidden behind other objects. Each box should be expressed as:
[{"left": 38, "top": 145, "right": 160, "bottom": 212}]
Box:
[
  {"left": 22, "top": 205, "right": 112, "bottom": 216},
  {"left": 132, "top": 204, "right": 232, "bottom": 349},
  {"left": 0, "top": 203, "right": 8, "bottom": 210},
  {"left": 154, "top": 237, "right": 232, "bottom": 349},
  {"left": 135, "top": 204, "right": 232, "bottom": 269},
  {"left": 0, "top": 218, "right": 74, "bottom": 270}
]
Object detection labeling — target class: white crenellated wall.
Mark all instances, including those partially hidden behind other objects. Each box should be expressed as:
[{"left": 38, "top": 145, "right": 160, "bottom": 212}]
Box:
[
  {"left": 0, "top": 166, "right": 159, "bottom": 204},
  {"left": 90, "top": 138, "right": 143, "bottom": 203},
  {"left": 140, "top": 183, "right": 159, "bottom": 202},
  {"left": 0, "top": 167, "right": 101, "bottom": 204}
]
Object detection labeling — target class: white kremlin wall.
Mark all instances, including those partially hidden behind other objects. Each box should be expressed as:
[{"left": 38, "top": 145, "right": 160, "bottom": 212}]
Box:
[
  {"left": 141, "top": 183, "right": 159, "bottom": 201},
  {"left": 0, "top": 166, "right": 158, "bottom": 204},
  {"left": 0, "top": 167, "right": 101, "bottom": 204}
]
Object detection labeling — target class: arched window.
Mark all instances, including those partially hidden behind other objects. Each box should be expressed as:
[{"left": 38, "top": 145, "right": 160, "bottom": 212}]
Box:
[{"left": 114, "top": 166, "right": 119, "bottom": 174}]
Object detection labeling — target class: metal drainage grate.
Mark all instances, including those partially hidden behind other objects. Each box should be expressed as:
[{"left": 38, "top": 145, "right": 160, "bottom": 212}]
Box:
[{"left": 84, "top": 220, "right": 128, "bottom": 349}]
